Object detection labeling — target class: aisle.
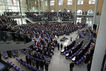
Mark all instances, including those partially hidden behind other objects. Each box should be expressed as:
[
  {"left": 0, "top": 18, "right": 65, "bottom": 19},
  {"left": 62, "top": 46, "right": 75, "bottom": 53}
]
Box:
[
  {"left": 49, "top": 32, "right": 87, "bottom": 71},
  {"left": 48, "top": 48, "right": 87, "bottom": 71},
  {"left": 48, "top": 48, "right": 71, "bottom": 71}
]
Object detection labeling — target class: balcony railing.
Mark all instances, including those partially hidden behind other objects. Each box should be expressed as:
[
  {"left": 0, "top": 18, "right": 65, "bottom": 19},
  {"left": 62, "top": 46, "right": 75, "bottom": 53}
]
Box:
[{"left": 0, "top": 31, "right": 32, "bottom": 44}]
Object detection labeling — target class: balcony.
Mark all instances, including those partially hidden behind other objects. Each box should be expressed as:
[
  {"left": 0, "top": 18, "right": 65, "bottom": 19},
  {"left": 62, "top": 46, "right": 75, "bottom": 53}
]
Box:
[{"left": 0, "top": 31, "right": 33, "bottom": 51}]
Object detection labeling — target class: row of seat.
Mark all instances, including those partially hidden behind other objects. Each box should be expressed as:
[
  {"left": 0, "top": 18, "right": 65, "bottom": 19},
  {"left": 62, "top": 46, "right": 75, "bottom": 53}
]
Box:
[
  {"left": 16, "top": 22, "right": 86, "bottom": 39},
  {"left": 20, "top": 49, "right": 42, "bottom": 62},
  {"left": 74, "top": 41, "right": 91, "bottom": 64},
  {"left": 16, "top": 58, "right": 41, "bottom": 71},
  {"left": 0, "top": 31, "right": 31, "bottom": 43},
  {"left": 61, "top": 28, "right": 96, "bottom": 64},
  {"left": 28, "top": 47, "right": 51, "bottom": 60},
  {"left": 4, "top": 12, "right": 19, "bottom": 16},
  {"left": 1, "top": 50, "right": 18, "bottom": 59},
  {"left": 7, "top": 61, "right": 24, "bottom": 71},
  {"left": 61, "top": 39, "right": 82, "bottom": 55}
]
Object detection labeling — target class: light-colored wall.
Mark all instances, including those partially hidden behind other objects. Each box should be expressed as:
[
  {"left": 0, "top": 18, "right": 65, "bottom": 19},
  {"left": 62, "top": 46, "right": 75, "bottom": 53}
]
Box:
[
  {"left": 91, "top": 0, "right": 106, "bottom": 71},
  {"left": 97, "top": 0, "right": 104, "bottom": 14},
  {"left": 0, "top": 0, "right": 104, "bottom": 13},
  {"left": 49, "top": 0, "right": 104, "bottom": 13},
  {"left": 21, "top": 0, "right": 27, "bottom": 13}
]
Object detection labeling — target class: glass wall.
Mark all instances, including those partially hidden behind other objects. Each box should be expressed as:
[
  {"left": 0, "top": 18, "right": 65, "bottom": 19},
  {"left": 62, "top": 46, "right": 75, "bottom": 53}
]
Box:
[
  {"left": 0, "top": 0, "right": 20, "bottom": 13},
  {"left": 0, "top": 0, "right": 28, "bottom": 14}
]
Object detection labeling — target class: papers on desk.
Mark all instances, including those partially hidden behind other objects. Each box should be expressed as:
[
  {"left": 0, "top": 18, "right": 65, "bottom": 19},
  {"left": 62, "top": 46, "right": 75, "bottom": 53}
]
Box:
[
  {"left": 72, "top": 57, "right": 76, "bottom": 61},
  {"left": 66, "top": 53, "right": 69, "bottom": 56},
  {"left": 61, "top": 49, "right": 64, "bottom": 52}
]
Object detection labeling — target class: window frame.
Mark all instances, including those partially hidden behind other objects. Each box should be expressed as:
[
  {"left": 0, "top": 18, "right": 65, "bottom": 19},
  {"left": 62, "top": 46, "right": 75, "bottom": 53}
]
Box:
[
  {"left": 59, "top": 0, "right": 63, "bottom": 5},
  {"left": 50, "top": 0, "right": 55, "bottom": 6},
  {"left": 89, "top": 0, "right": 96, "bottom": 4},
  {"left": 77, "top": 0, "right": 83, "bottom": 5},
  {"left": 67, "top": 0, "right": 73, "bottom": 5}
]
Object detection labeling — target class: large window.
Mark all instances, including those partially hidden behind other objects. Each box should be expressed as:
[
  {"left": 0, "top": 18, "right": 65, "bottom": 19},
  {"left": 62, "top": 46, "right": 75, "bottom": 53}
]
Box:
[
  {"left": 86, "top": 18, "right": 93, "bottom": 26},
  {"left": 59, "top": 9, "right": 61, "bottom": 12},
  {"left": 59, "top": 0, "right": 63, "bottom": 5},
  {"left": 67, "top": 10, "right": 70, "bottom": 12},
  {"left": 77, "top": 0, "right": 83, "bottom": 5},
  {"left": 45, "top": 1, "right": 48, "bottom": 6},
  {"left": 51, "top": 10, "right": 54, "bottom": 12},
  {"left": 77, "top": 10, "right": 83, "bottom": 15},
  {"left": 50, "top": 0, "right": 55, "bottom": 6},
  {"left": 67, "top": 0, "right": 73, "bottom": 5},
  {"left": 76, "top": 17, "right": 82, "bottom": 23},
  {"left": 0, "top": 0, "right": 20, "bottom": 12},
  {"left": 87, "top": 10, "right": 94, "bottom": 16},
  {"left": 89, "top": 0, "right": 95, "bottom": 4}
]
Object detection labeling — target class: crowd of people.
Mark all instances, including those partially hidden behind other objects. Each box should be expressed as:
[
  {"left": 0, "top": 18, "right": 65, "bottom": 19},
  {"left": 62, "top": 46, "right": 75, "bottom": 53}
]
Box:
[
  {"left": 4, "top": 12, "right": 19, "bottom": 16},
  {"left": 0, "top": 16, "right": 31, "bottom": 42},
  {"left": 16, "top": 22, "right": 86, "bottom": 38},
  {"left": 0, "top": 15, "right": 90, "bottom": 71},
  {"left": 1, "top": 28, "right": 59, "bottom": 71},
  {"left": 20, "top": 35, "right": 58, "bottom": 71},
  {"left": 61, "top": 28, "right": 96, "bottom": 71},
  {"left": 0, "top": 16, "right": 17, "bottom": 31},
  {"left": 25, "top": 12, "right": 42, "bottom": 21},
  {"left": 58, "top": 12, "right": 73, "bottom": 21},
  {"left": 25, "top": 12, "right": 74, "bottom": 21}
]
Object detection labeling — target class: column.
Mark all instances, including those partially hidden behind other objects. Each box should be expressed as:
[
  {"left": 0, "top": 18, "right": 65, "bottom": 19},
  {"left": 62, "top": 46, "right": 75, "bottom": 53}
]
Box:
[
  {"left": 26, "top": 0, "right": 29, "bottom": 12},
  {"left": 56, "top": 0, "right": 59, "bottom": 18},
  {"left": 93, "top": 0, "right": 99, "bottom": 24},
  {"left": 42, "top": 0, "right": 45, "bottom": 12},
  {"left": 47, "top": 0, "right": 50, "bottom": 11},
  {"left": 91, "top": 0, "right": 106, "bottom": 71},
  {"left": 38, "top": 0, "right": 41, "bottom": 14},
  {"left": 19, "top": 0, "right": 23, "bottom": 24},
  {"left": 74, "top": 0, "right": 78, "bottom": 24}
]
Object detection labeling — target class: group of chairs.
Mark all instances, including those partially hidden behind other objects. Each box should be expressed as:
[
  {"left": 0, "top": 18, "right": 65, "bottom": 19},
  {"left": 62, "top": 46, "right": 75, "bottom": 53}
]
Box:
[
  {"left": 0, "top": 31, "right": 31, "bottom": 43},
  {"left": 7, "top": 61, "right": 24, "bottom": 71},
  {"left": 18, "top": 33, "right": 57, "bottom": 71},
  {"left": 16, "top": 58, "right": 41, "bottom": 71},
  {"left": 1, "top": 50, "right": 18, "bottom": 59},
  {"left": 61, "top": 28, "right": 96, "bottom": 64}
]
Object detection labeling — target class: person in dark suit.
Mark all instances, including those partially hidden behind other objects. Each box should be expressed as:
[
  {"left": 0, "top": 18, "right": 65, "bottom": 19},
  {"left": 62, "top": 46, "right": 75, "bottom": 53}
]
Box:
[
  {"left": 26, "top": 56, "right": 28, "bottom": 64},
  {"left": 40, "top": 60, "right": 44, "bottom": 71},
  {"left": 57, "top": 43, "right": 60, "bottom": 50},
  {"left": 36, "top": 60, "right": 40, "bottom": 70},
  {"left": 87, "top": 60, "right": 92, "bottom": 71},
  {"left": 45, "top": 60, "right": 49, "bottom": 71},
  {"left": 70, "top": 62, "right": 74, "bottom": 71},
  {"left": 61, "top": 43, "right": 63, "bottom": 50},
  {"left": 0, "top": 53, "right": 1, "bottom": 61}
]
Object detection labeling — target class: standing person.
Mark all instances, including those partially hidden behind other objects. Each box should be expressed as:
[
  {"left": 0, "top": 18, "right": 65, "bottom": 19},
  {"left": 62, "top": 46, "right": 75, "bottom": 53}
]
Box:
[
  {"left": 61, "top": 43, "right": 63, "bottom": 50},
  {"left": 70, "top": 62, "right": 74, "bottom": 71},
  {"left": 57, "top": 43, "right": 60, "bottom": 50},
  {"left": 45, "top": 60, "right": 49, "bottom": 71},
  {"left": 36, "top": 60, "right": 40, "bottom": 70},
  {"left": 40, "top": 60, "right": 44, "bottom": 71},
  {"left": 26, "top": 56, "right": 28, "bottom": 64},
  {"left": 87, "top": 60, "right": 92, "bottom": 71},
  {"left": 70, "top": 37, "right": 72, "bottom": 41},
  {"left": 0, "top": 53, "right": 1, "bottom": 61}
]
